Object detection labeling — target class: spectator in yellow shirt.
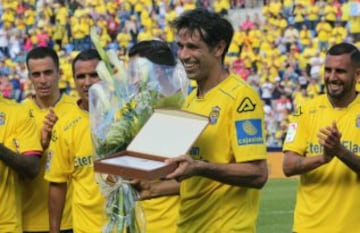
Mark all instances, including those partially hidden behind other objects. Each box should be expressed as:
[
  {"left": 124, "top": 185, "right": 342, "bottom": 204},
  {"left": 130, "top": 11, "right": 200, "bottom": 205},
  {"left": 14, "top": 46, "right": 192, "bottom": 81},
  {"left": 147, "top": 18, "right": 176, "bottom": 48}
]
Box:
[{"left": 316, "top": 17, "right": 333, "bottom": 52}]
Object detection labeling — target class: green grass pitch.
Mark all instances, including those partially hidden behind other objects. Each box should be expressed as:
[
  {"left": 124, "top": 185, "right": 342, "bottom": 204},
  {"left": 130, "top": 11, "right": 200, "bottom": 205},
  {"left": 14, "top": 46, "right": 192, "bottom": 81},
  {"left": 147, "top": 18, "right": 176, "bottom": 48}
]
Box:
[{"left": 257, "top": 178, "right": 298, "bottom": 233}]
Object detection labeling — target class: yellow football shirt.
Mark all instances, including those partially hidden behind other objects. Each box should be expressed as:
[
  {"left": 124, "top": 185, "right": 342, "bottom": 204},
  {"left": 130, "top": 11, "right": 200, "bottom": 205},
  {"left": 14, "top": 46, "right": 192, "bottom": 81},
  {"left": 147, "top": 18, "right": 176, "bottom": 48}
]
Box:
[
  {"left": 21, "top": 94, "right": 77, "bottom": 231},
  {"left": 141, "top": 196, "right": 179, "bottom": 233},
  {"left": 0, "top": 97, "right": 42, "bottom": 233},
  {"left": 178, "top": 74, "right": 267, "bottom": 233},
  {"left": 44, "top": 106, "right": 107, "bottom": 233},
  {"left": 283, "top": 94, "right": 360, "bottom": 233}
]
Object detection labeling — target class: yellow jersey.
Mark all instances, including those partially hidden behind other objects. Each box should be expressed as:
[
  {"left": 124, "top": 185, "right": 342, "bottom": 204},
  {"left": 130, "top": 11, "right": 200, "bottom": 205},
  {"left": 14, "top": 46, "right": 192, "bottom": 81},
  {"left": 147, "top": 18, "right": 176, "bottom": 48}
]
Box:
[
  {"left": 178, "top": 74, "right": 267, "bottom": 233},
  {"left": 0, "top": 97, "right": 42, "bottom": 233},
  {"left": 283, "top": 94, "right": 360, "bottom": 233},
  {"left": 44, "top": 106, "right": 107, "bottom": 233},
  {"left": 21, "top": 94, "right": 77, "bottom": 231},
  {"left": 141, "top": 196, "right": 179, "bottom": 233}
]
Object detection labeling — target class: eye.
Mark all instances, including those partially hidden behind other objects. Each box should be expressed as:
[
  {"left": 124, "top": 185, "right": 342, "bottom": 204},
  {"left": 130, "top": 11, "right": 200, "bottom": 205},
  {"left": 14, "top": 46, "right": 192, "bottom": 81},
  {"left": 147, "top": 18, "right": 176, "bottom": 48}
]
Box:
[
  {"left": 31, "top": 72, "right": 41, "bottom": 78},
  {"left": 43, "top": 70, "right": 54, "bottom": 76},
  {"left": 75, "top": 74, "right": 86, "bottom": 79},
  {"left": 89, "top": 72, "right": 99, "bottom": 78}
]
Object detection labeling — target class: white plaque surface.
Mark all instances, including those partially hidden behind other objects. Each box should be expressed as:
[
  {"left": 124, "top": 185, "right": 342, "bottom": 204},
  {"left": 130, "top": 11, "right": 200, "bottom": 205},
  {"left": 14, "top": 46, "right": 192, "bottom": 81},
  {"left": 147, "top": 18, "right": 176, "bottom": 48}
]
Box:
[{"left": 127, "top": 109, "right": 208, "bottom": 158}]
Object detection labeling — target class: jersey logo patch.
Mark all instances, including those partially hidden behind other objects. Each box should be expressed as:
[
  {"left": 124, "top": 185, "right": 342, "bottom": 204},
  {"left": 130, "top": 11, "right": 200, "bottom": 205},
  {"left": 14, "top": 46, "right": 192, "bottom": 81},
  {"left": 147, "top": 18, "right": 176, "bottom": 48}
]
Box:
[
  {"left": 357, "top": 115, "right": 360, "bottom": 128},
  {"left": 0, "top": 112, "right": 5, "bottom": 125},
  {"left": 46, "top": 150, "right": 53, "bottom": 171},
  {"left": 237, "top": 97, "right": 256, "bottom": 113},
  {"left": 29, "top": 109, "right": 34, "bottom": 118},
  {"left": 292, "top": 106, "right": 302, "bottom": 116},
  {"left": 285, "top": 122, "right": 298, "bottom": 143},
  {"left": 209, "top": 106, "right": 220, "bottom": 125},
  {"left": 235, "top": 119, "right": 264, "bottom": 145}
]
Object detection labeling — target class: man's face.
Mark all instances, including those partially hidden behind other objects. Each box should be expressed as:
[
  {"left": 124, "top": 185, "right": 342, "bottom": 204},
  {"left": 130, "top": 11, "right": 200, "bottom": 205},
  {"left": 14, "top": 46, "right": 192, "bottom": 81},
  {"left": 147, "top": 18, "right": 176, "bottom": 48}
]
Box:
[
  {"left": 73, "top": 59, "right": 100, "bottom": 104},
  {"left": 324, "top": 53, "right": 359, "bottom": 101},
  {"left": 176, "top": 28, "right": 219, "bottom": 82},
  {"left": 28, "top": 57, "right": 59, "bottom": 98}
]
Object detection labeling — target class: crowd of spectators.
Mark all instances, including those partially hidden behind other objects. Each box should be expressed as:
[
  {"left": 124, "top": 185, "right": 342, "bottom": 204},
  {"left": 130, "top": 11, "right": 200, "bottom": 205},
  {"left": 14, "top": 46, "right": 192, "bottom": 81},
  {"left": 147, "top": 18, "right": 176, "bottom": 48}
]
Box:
[
  {"left": 226, "top": 0, "right": 360, "bottom": 148},
  {"left": 0, "top": 0, "right": 359, "bottom": 148}
]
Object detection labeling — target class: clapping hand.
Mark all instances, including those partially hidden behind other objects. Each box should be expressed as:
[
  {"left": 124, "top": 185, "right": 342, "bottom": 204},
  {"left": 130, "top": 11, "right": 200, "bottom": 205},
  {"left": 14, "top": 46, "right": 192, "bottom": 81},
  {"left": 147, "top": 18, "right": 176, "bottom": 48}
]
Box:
[
  {"left": 317, "top": 121, "right": 342, "bottom": 163},
  {"left": 41, "top": 108, "right": 58, "bottom": 150}
]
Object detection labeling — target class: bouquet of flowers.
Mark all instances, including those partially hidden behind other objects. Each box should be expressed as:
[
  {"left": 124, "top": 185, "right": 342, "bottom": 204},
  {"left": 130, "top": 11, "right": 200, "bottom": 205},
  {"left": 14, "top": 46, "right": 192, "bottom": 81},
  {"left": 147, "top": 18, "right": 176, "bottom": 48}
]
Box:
[{"left": 89, "top": 28, "right": 188, "bottom": 233}]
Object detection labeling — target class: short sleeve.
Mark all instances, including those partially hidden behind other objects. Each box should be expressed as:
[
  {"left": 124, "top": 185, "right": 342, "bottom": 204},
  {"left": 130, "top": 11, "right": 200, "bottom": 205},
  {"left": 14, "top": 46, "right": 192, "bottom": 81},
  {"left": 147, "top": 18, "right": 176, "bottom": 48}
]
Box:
[{"left": 231, "top": 88, "right": 267, "bottom": 162}]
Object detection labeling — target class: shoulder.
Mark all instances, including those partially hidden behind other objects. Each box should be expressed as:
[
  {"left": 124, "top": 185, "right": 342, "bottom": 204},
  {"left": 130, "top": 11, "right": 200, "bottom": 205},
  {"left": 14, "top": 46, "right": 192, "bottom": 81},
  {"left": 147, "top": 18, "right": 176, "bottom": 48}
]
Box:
[
  {"left": 220, "top": 74, "right": 260, "bottom": 100},
  {"left": 1, "top": 97, "right": 29, "bottom": 117},
  {"left": 222, "top": 74, "right": 263, "bottom": 114},
  {"left": 55, "top": 93, "right": 79, "bottom": 112},
  {"left": 292, "top": 94, "right": 326, "bottom": 118}
]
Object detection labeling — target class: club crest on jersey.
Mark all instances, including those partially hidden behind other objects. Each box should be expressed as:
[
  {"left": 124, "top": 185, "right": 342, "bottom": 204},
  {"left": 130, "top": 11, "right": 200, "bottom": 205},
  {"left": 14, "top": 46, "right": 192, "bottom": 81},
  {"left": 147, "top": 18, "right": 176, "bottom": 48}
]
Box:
[
  {"left": 209, "top": 106, "right": 221, "bottom": 125},
  {"left": 0, "top": 112, "right": 5, "bottom": 125},
  {"left": 357, "top": 115, "right": 360, "bottom": 128}
]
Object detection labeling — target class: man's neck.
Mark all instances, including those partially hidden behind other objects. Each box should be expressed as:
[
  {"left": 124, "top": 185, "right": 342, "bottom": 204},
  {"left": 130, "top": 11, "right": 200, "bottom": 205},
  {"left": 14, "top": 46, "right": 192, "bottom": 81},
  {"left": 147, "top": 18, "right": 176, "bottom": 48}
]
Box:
[
  {"left": 328, "top": 92, "right": 358, "bottom": 109},
  {"left": 35, "top": 92, "right": 61, "bottom": 109},
  {"left": 77, "top": 99, "right": 88, "bottom": 112},
  {"left": 197, "top": 68, "right": 228, "bottom": 98}
]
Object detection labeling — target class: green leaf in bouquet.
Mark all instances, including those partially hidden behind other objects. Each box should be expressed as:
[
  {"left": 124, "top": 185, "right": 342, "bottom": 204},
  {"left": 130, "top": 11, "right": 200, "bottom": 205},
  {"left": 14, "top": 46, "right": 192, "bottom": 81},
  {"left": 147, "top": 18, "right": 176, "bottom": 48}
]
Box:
[{"left": 155, "top": 92, "right": 185, "bottom": 109}]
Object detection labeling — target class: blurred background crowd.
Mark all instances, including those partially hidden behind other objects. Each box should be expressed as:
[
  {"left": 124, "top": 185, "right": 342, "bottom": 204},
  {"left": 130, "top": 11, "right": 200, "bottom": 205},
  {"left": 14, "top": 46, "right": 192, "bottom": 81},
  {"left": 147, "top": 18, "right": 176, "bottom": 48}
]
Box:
[{"left": 0, "top": 0, "right": 359, "bottom": 148}]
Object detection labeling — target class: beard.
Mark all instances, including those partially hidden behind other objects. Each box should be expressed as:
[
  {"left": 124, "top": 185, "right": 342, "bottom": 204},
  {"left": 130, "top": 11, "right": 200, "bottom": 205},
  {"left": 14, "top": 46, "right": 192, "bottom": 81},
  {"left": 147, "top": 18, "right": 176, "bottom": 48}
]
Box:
[{"left": 325, "top": 79, "right": 355, "bottom": 100}]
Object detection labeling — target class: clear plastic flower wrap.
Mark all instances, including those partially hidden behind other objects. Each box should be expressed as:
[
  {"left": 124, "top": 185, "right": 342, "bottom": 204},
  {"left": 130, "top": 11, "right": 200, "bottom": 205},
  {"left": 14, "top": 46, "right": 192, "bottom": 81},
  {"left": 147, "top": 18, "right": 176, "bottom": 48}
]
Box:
[
  {"left": 90, "top": 58, "right": 188, "bottom": 159},
  {"left": 89, "top": 28, "right": 188, "bottom": 233}
]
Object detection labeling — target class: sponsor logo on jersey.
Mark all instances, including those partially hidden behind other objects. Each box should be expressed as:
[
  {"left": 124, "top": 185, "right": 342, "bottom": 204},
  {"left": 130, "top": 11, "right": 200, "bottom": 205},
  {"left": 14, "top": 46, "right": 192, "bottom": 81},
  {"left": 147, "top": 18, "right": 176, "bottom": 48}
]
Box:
[
  {"left": 235, "top": 119, "right": 264, "bottom": 145},
  {"left": 209, "top": 106, "right": 220, "bottom": 125},
  {"left": 237, "top": 97, "right": 256, "bottom": 113},
  {"left": 0, "top": 112, "right": 5, "bottom": 125},
  {"left": 74, "top": 155, "right": 93, "bottom": 169},
  {"left": 356, "top": 115, "right": 360, "bottom": 128},
  {"left": 308, "top": 141, "right": 360, "bottom": 154}
]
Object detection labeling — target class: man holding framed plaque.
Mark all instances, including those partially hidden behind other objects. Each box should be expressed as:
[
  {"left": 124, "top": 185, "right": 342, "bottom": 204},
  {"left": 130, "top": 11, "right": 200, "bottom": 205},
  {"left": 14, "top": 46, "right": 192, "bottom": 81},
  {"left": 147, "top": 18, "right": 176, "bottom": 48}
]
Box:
[{"left": 136, "top": 9, "right": 268, "bottom": 233}]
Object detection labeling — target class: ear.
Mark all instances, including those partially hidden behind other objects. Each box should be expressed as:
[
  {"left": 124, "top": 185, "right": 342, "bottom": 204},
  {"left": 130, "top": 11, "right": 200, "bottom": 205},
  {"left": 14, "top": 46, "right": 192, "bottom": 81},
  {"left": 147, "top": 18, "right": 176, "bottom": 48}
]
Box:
[
  {"left": 213, "top": 40, "right": 227, "bottom": 59},
  {"left": 356, "top": 67, "right": 360, "bottom": 83}
]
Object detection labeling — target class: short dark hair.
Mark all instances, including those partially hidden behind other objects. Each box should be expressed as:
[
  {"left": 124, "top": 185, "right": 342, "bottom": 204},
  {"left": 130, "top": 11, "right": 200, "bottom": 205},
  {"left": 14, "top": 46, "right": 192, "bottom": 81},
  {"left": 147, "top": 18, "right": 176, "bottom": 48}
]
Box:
[
  {"left": 128, "top": 40, "right": 176, "bottom": 66},
  {"left": 327, "top": 42, "right": 360, "bottom": 67},
  {"left": 71, "top": 49, "right": 101, "bottom": 75},
  {"left": 171, "top": 8, "right": 234, "bottom": 63},
  {"left": 26, "top": 47, "right": 59, "bottom": 70}
]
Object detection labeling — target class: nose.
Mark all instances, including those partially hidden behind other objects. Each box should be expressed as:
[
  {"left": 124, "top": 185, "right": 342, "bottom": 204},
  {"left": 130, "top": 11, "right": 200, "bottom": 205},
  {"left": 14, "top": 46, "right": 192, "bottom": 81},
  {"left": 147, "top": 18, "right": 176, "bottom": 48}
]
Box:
[
  {"left": 84, "top": 76, "right": 93, "bottom": 86},
  {"left": 38, "top": 73, "right": 48, "bottom": 83},
  {"left": 178, "top": 47, "right": 190, "bottom": 61},
  {"left": 326, "top": 69, "right": 336, "bottom": 81}
]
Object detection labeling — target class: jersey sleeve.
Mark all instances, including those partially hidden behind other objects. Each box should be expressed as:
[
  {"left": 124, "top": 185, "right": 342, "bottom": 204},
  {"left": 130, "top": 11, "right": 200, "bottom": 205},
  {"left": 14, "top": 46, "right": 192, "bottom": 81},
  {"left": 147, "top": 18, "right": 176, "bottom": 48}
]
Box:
[
  {"left": 231, "top": 88, "right": 267, "bottom": 162},
  {"left": 15, "top": 106, "right": 42, "bottom": 156}
]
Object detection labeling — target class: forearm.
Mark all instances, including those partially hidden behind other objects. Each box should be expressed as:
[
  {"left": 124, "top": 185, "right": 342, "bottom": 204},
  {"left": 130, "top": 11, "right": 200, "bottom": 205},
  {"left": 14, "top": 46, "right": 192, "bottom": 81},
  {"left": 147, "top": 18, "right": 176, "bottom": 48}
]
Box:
[
  {"left": 49, "top": 182, "right": 67, "bottom": 233},
  {"left": 283, "top": 151, "right": 326, "bottom": 176},
  {"left": 140, "top": 179, "right": 180, "bottom": 200},
  {"left": 148, "top": 180, "right": 180, "bottom": 198},
  {"left": 195, "top": 159, "right": 268, "bottom": 189},
  {"left": 337, "top": 148, "right": 360, "bottom": 176},
  {"left": 0, "top": 143, "right": 40, "bottom": 178}
]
